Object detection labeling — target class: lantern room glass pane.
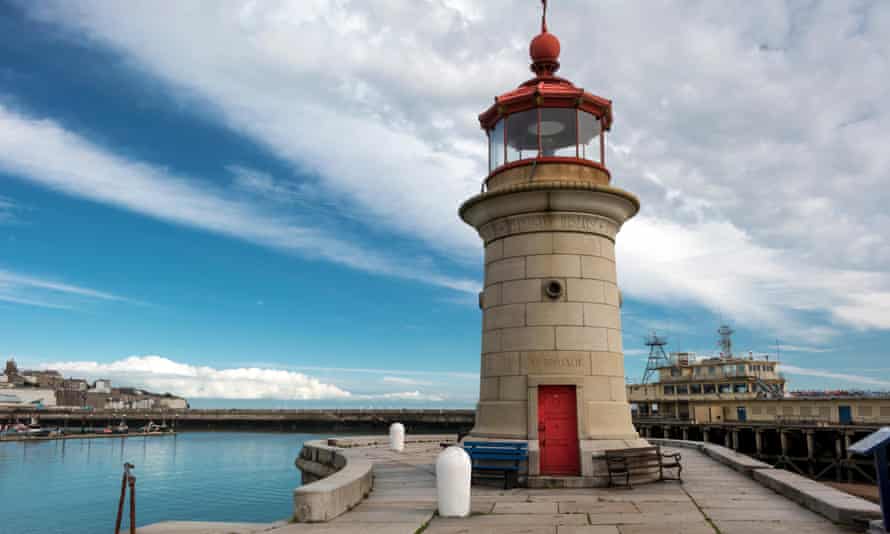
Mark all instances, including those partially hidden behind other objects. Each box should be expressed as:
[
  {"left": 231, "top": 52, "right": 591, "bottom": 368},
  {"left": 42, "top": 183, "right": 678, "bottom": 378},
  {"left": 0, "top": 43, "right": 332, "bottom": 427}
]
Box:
[
  {"left": 489, "top": 119, "right": 505, "bottom": 171},
  {"left": 579, "top": 111, "right": 602, "bottom": 162},
  {"left": 540, "top": 108, "right": 577, "bottom": 157},
  {"left": 505, "top": 109, "right": 539, "bottom": 163}
]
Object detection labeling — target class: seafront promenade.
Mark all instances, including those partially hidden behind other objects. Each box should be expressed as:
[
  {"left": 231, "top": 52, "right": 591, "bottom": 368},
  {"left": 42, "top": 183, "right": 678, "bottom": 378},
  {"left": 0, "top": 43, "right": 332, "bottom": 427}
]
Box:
[{"left": 140, "top": 438, "right": 871, "bottom": 534}]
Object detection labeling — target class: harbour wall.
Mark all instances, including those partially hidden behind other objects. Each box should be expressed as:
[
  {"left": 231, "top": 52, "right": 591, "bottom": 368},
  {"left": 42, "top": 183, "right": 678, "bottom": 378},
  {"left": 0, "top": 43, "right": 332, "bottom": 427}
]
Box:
[{"left": 0, "top": 408, "right": 476, "bottom": 434}]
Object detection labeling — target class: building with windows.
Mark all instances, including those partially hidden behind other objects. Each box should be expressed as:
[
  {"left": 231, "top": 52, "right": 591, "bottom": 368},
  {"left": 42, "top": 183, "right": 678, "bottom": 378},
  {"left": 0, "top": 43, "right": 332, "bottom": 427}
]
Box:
[
  {"left": 627, "top": 353, "right": 890, "bottom": 426},
  {"left": 627, "top": 353, "right": 786, "bottom": 419}
]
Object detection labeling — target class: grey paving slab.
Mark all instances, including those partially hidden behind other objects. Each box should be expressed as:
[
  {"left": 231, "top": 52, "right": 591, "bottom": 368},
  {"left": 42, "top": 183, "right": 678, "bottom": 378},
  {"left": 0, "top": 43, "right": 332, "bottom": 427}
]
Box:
[
  {"left": 714, "top": 520, "right": 860, "bottom": 534},
  {"left": 557, "top": 527, "right": 621, "bottom": 534},
  {"left": 492, "top": 501, "right": 559, "bottom": 514},
  {"left": 433, "top": 514, "right": 589, "bottom": 527},
  {"left": 616, "top": 522, "right": 714, "bottom": 534},
  {"left": 424, "top": 524, "right": 557, "bottom": 534},
  {"left": 557, "top": 502, "right": 638, "bottom": 514},
  {"left": 702, "top": 506, "right": 826, "bottom": 522},
  {"left": 326, "top": 502, "right": 435, "bottom": 524},
  {"left": 271, "top": 522, "right": 422, "bottom": 534},
  {"left": 632, "top": 501, "right": 698, "bottom": 515},
  {"left": 586, "top": 512, "right": 705, "bottom": 525}
]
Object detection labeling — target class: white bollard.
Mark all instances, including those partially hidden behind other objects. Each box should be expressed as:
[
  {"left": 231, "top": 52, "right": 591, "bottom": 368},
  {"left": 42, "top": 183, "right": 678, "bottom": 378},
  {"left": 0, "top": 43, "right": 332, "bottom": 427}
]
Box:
[
  {"left": 436, "top": 446, "right": 471, "bottom": 517},
  {"left": 389, "top": 422, "right": 405, "bottom": 452}
]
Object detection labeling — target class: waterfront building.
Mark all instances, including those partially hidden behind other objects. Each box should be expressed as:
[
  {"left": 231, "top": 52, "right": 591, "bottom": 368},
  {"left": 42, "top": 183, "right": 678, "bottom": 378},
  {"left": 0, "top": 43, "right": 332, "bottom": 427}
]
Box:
[
  {"left": 459, "top": 3, "right": 649, "bottom": 482},
  {"left": 627, "top": 353, "right": 890, "bottom": 425},
  {"left": 91, "top": 378, "right": 112, "bottom": 394},
  {"left": 1, "top": 358, "right": 187, "bottom": 409},
  {"left": 628, "top": 352, "right": 786, "bottom": 419},
  {"left": 0, "top": 388, "right": 57, "bottom": 407}
]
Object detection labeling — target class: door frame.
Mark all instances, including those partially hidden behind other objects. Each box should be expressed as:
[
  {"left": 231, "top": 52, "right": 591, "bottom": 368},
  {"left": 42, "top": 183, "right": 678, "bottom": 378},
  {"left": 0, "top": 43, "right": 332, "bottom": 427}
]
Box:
[
  {"left": 537, "top": 384, "right": 581, "bottom": 476},
  {"left": 526, "top": 377, "right": 586, "bottom": 476}
]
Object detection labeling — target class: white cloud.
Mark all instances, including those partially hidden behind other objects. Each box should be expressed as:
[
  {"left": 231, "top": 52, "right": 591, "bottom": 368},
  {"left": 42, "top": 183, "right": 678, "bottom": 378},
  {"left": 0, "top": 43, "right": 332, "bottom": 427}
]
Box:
[
  {"left": 42, "top": 355, "right": 352, "bottom": 400},
  {"left": 245, "top": 364, "right": 478, "bottom": 381},
  {"left": 618, "top": 216, "right": 890, "bottom": 339},
  {"left": 0, "top": 268, "right": 123, "bottom": 310},
  {"left": 370, "top": 390, "right": 446, "bottom": 402},
  {"left": 782, "top": 364, "right": 890, "bottom": 390},
  {"left": 13, "top": 1, "right": 890, "bottom": 338},
  {"left": 0, "top": 105, "right": 478, "bottom": 294},
  {"left": 38, "top": 355, "right": 456, "bottom": 402},
  {"left": 382, "top": 375, "right": 433, "bottom": 386}
]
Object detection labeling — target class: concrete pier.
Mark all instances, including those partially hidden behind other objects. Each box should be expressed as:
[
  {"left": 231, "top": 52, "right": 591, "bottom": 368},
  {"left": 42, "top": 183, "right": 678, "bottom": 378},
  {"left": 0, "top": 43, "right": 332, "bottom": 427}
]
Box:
[{"left": 139, "top": 436, "right": 874, "bottom": 533}]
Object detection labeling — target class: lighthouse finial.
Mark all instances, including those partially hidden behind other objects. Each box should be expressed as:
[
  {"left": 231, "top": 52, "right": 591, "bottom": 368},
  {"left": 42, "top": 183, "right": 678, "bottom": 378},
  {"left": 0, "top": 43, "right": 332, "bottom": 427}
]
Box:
[
  {"left": 529, "top": 0, "right": 560, "bottom": 76},
  {"left": 541, "top": 0, "right": 548, "bottom": 33}
]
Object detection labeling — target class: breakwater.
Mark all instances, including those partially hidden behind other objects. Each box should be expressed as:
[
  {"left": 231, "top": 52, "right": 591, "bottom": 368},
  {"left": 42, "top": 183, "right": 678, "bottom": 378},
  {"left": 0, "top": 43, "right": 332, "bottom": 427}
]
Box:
[
  {"left": 0, "top": 408, "right": 476, "bottom": 433},
  {"left": 0, "top": 430, "right": 175, "bottom": 442}
]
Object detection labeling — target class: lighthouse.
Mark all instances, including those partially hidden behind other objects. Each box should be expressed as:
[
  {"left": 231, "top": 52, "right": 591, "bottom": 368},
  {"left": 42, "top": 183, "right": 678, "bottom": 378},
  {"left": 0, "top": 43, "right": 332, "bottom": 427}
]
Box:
[{"left": 459, "top": 1, "right": 653, "bottom": 485}]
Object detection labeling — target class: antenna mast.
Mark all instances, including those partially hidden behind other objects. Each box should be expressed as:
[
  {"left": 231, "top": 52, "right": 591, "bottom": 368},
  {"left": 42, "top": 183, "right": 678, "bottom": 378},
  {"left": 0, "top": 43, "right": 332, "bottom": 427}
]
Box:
[
  {"left": 641, "top": 331, "right": 670, "bottom": 384},
  {"left": 717, "top": 323, "right": 734, "bottom": 358}
]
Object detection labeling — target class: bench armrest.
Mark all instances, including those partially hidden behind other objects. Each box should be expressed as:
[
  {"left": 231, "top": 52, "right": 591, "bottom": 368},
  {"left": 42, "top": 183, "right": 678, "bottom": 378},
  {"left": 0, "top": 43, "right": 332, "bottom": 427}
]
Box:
[{"left": 662, "top": 452, "right": 682, "bottom": 462}]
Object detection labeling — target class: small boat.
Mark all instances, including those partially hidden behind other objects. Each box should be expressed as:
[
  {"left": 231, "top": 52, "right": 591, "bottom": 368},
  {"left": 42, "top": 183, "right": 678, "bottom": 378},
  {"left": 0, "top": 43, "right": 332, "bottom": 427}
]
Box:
[
  {"left": 25, "top": 423, "right": 52, "bottom": 437},
  {"left": 140, "top": 422, "right": 163, "bottom": 433}
]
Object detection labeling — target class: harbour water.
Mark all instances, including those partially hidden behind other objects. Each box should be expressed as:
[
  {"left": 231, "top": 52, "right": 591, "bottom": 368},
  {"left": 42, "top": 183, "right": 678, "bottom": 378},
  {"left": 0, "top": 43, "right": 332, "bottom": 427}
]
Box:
[{"left": 0, "top": 431, "right": 320, "bottom": 534}]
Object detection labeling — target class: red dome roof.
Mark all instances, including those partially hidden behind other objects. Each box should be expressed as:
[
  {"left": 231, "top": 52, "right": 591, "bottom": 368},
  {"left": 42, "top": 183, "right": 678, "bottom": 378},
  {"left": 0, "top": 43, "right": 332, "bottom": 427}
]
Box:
[
  {"left": 530, "top": 31, "right": 560, "bottom": 63},
  {"left": 477, "top": 0, "right": 613, "bottom": 133}
]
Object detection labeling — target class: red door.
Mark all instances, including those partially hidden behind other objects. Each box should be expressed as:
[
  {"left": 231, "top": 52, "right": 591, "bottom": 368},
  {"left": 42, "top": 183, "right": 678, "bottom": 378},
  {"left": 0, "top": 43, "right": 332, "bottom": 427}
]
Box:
[{"left": 538, "top": 385, "right": 580, "bottom": 475}]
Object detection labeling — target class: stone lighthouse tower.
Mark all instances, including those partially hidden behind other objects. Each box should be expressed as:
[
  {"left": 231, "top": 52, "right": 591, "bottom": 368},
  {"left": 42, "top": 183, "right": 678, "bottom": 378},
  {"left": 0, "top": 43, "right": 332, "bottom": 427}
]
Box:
[{"left": 459, "top": 2, "right": 650, "bottom": 484}]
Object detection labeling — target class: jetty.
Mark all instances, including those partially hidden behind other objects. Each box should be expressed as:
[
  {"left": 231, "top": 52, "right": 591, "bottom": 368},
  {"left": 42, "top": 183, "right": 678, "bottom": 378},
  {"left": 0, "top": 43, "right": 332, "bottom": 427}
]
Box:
[{"left": 138, "top": 434, "right": 881, "bottom": 533}]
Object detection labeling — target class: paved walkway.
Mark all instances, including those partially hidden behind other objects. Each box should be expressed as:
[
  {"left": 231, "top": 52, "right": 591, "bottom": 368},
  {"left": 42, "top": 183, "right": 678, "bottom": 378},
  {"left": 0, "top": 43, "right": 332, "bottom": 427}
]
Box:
[{"left": 141, "top": 442, "right": 860, "bottom": 534}]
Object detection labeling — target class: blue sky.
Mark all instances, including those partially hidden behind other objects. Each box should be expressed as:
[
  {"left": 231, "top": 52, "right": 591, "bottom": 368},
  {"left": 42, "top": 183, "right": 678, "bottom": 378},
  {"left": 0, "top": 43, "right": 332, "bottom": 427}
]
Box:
[{"left": 1, "top": 1, "right": 889, "bottom": 406}]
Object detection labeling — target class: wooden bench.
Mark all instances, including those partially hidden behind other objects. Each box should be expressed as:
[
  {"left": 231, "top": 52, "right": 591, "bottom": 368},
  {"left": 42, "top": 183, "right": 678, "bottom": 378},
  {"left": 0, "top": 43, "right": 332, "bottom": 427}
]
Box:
[
  {"left": 463, "top": 441, "right": 528, "bottom": 489},
  {"left": 604, "top": 445, "right": 682, "bottom": 489}
]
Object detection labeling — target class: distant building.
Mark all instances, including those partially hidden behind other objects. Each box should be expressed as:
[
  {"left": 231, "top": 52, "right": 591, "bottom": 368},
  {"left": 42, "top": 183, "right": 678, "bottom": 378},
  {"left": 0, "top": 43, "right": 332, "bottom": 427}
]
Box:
[
  {"left": 627, "top": 352, "right": 786, "bottom": 419},
  {"left": 22, "top": 370, "right": 64, "bottom": 389},
  {"left": 61, "top": 378, "right": 88, "bottom": 391},
  {"left": 627, "top": 353, "right": 890, "bottom": 425},
  {"left": 0, "top": 388, "right": 57, "bottom": 407},
  {"left": 91, "top": 379, "right": 112, "bottom": 394},
  {"left": 1, "top": 358, "right": 187, "bottom": 410},
  {"left": 158, "top": 394, "right": 188, "bottom": 410}
]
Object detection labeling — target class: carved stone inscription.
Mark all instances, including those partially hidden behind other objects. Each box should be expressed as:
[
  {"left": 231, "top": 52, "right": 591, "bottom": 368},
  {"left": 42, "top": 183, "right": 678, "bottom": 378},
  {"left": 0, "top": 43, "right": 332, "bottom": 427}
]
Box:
[
  {"left": 479, "top": 212, "right": 618, "bottom": 243},
  {"left": 525, "top": 351, "right": 590, "bottom": 375}
]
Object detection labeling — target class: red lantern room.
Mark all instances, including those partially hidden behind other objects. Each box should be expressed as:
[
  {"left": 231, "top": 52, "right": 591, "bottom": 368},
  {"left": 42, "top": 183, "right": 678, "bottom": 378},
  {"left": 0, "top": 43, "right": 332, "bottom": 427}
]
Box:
[{"left": 479, "top": 0, "right": 613, "bottom": 190}]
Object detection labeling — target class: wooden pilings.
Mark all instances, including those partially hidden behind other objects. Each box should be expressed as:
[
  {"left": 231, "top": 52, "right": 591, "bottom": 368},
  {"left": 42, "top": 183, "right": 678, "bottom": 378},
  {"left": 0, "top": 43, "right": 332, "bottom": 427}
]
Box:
[{"left": 633, "top": 419, "right": 880, "bottom": 482}]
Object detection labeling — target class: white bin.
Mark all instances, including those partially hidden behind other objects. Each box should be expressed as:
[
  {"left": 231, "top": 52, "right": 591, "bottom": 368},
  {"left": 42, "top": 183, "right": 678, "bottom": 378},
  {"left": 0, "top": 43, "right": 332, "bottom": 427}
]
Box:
[
  {"left": 389, "top": 422, "right": 405, "bottom": 452},
  {"left": 436, "top": 446, "right": 471, "bottom": 517}
]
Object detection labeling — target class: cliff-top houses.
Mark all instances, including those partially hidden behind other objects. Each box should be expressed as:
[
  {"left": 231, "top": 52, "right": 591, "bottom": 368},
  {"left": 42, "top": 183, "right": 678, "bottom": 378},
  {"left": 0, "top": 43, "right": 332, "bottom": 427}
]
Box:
[{"left": 0, "top": 358, "right": 187, "bottom": 410}]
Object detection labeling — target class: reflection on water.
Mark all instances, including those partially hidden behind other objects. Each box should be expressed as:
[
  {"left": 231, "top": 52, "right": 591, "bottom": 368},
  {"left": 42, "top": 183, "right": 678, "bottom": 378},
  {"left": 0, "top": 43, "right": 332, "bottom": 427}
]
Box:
[{"left": 0, "top": 432, "right": 319, "bottom": 534}]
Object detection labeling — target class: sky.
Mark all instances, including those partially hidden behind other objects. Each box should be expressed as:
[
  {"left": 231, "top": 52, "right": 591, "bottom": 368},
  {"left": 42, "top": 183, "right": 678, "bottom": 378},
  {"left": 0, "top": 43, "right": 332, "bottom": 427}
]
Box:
[{"left": 1, "top": 0, "right": 889, "bottom": 407}]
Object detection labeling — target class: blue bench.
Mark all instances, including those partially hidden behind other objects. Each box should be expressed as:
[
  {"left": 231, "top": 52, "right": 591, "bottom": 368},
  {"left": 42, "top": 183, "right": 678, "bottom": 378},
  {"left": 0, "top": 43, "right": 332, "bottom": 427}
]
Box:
[{"left": 463, "top": 441, "right": 528, "bottom": 489}]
